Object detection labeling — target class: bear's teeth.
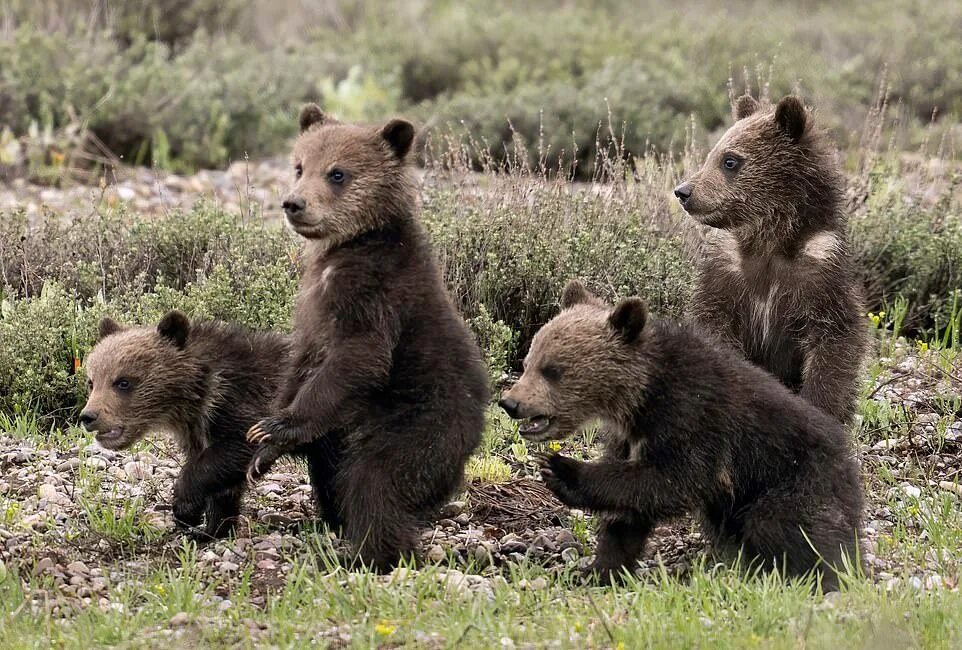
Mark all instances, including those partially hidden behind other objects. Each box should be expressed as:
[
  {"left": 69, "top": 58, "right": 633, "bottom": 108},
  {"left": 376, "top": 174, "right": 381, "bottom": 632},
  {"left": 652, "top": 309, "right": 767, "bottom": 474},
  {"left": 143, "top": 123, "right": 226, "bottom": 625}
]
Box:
[{"left": 519, "top": 416, "right": 550, "bottom": 435}]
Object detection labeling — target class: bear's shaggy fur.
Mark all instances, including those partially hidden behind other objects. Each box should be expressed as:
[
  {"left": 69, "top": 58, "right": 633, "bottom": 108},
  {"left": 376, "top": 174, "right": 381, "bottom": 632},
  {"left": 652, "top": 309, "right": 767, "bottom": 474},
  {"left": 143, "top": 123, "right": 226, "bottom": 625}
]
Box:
[
  {"left": 499, "top": 280, "right": 863, "bottom": 590},
  {"left": 674, "top": 94, "right": 867, "bottom": 424},
  {"left": 80, "top": 312, "right": 296, "bottom": 538},
  {"left": 245, "top": 105, "right": 490, "bottom": 570}
]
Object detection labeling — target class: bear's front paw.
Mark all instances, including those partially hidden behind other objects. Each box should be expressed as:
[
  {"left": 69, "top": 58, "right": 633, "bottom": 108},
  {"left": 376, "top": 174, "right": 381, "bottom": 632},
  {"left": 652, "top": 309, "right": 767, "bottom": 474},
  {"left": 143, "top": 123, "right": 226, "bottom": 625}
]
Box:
[
  {"left": 535, "top": 452, "right": 587, "bottom": 508},
  {"left": 172, "top": 494, "right": 204, "bottom": 529},
  {"left": 246, "top": 443, "right": 283, "bottom": 483},
  {"left": 246, "top": 415, "right": 308, "bottom": 446},
  {"left": 580, "top": 560, "right": 631, "bottom": 586}
]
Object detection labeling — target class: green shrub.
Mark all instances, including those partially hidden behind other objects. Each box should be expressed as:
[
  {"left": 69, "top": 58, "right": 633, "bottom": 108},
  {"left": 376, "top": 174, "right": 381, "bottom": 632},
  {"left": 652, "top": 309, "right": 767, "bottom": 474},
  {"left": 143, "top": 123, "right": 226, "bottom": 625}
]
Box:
[
  {"left": 422, "top": 176, "right": 692, "bottom": 354},
  {"left": 851, "top": 165, "right": 962, "bottom": 334},
  {"left": 0, "top": 283, "right": 104, "bottom": 419}
]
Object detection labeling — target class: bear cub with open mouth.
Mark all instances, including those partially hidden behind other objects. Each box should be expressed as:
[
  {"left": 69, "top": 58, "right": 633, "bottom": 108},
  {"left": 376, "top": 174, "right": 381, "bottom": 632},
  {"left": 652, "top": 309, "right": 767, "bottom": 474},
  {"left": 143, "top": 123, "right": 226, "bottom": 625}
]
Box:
[{"left": 500, "top": 280, "right": 863, "bottom": 590}]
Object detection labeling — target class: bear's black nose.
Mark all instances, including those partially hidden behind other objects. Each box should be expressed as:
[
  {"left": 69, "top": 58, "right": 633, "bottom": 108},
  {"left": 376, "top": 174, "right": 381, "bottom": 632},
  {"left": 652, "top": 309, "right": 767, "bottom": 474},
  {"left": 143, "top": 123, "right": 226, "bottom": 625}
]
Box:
[
  {"left": 498, "top": 397, "right": 520, "bottom": 418},
  {"left": 282, "top": 196, "right": 306, "bottom": 215},
  {"left": 673, "top": 182, "right": 693, "bottom": 203},
  {"left": 79, "top": 410, "right": 98, "bottom": 428}
]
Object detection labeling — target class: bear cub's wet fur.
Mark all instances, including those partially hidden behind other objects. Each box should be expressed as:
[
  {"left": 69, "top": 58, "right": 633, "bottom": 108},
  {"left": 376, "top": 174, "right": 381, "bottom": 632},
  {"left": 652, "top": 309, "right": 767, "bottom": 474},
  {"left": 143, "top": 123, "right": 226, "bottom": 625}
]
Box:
[
  {"left": 81, "top": 312, "right": 300, "bottom": 538},
  {"left": 500, "top": 281, "right": 863, "bottom": 590},
  {"left": 675, "top": 94, "right": 867, "bottom": 424},
  {"left": 245, "top": 105, "right": 490, "bottom": 570}
]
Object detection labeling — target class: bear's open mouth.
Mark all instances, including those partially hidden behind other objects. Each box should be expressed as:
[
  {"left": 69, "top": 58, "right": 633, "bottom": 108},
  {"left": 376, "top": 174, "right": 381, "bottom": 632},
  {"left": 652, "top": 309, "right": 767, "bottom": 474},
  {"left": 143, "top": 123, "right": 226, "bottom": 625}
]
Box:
[
  {"left": 94, "top": 428, "right": 127, "bottom": 449},
  {"left": 518, "top": 415, "right": 552, "bottom": 438}
]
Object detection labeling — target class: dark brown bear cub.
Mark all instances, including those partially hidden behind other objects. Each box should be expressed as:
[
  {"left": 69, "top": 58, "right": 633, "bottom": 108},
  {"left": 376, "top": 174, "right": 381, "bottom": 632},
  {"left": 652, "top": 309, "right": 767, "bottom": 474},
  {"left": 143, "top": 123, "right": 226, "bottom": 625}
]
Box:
[
  {"left": 246, "top": 105, "right": 490, "bottom": 570},
  {"left": 674, "top": 94, "right": 867, "bottom": 424},
  {"left": 499, "top": 281, "right": 863, "bottom": 590},
  {"left": 81, "top": 312, "right": 301, "bottom": 538}
]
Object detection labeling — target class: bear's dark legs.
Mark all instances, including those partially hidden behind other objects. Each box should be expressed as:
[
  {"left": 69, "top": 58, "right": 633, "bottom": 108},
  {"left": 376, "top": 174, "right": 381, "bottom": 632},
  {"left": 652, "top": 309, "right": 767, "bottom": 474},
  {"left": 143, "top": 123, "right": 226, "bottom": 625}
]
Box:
[
  {"left": 300, "top": 434, "right": 344, "bottom": 530},
  {"left": 336, "top": 454, "right": 419, "bottom": 572},
  {"left": 590, "top": 513, "right": 654, "bottom": 584},
  {"left": 740, "top": 495, "right": 859, "bottom": 592},
  {"left": 203, "top": 487, "right": 244, "bottom": 538},
  {"left": 173, "top": 440, "right": 251, "bottom": 531}
]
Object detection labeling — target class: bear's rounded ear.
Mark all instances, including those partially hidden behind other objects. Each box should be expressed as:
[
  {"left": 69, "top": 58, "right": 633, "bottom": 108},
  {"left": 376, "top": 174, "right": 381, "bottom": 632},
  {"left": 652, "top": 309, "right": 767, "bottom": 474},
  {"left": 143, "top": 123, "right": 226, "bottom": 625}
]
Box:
[
  {"left": 608, "top": 298, "right": 648, "bottom": 343},
  {"left": 774, "top": 95, "right": 807, "bottom": 142},
  {"left": 299, "top": 103, "right": 329, "bottom": 133},
  {"left": 560, "top": 279, "right": 602, "bottom": 309},
  {"left": 380, "top": 118, "right": 416, "bottom": 159},
  {"left": 98, "top": 317, "right": 124, "bottom": 340},
  {"left": 157, "top": 311, "right": 190, "bottom": 350},
  {"left": 733, "top": 94, "right": 759, "bottom": 121}
]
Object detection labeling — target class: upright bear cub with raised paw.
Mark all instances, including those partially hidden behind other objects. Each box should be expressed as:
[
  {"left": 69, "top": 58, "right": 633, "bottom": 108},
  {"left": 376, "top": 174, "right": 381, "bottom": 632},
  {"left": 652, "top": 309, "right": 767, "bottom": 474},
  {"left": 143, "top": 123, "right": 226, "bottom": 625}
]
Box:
[
  {"left": 675, "top": 94, "right": 867, "bottom": 424},
  {"left": 81, "top": 312, "right": 295, "bottom": 538},
  {"left": 246, "top": 105, "right": 490, "bottom": 570},
  {"left": 499, "top": 280, "right": 863, "bottom": 590}
]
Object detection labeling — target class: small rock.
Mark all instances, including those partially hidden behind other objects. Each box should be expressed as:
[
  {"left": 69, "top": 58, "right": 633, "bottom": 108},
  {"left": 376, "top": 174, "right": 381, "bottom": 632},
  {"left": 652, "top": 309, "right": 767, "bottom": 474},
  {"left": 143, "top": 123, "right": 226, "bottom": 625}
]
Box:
[
  {"left": 169, "top": 612, "right": 190, "bottom": 627},
  {"left": 56, "top": 458, "right": 81, "bottom": 472},
  {"left": 260, "top": 512, "right": 294, "bottom": 527},
  {"left": 256, "top": 559, "right": 277, "bottom": 571},
  {"left": 902, "top": 485, "right": 922, "bottom": 499},
  {"left": 473, "top": 544, "right": 494, "bottom": 567},
  {"left": 426, "top": 544, "right": 446, "bottom": 564},
  {"left": 33, "top": 557, "right": 55, "bottom": 576},
  {"left": 38, "top": 484, "right": 58, "bottom": 500},
  {"left": 561, "top": 547, "right": 580, "bottom": 563},
  {"left": 66, "top": 561, "right": 90, "bottom": 575},
  {"left": 439, "top": 501, "right": 465, "bottom": 519},
  {"left": 520, "top": 576, "right": 548, "bottom": 590},
  {"left": 219, "top": 562, "right": 240, "bottom": 574},
  {"left": 124, "top": 461, "right": 151, "bottom": 482}
]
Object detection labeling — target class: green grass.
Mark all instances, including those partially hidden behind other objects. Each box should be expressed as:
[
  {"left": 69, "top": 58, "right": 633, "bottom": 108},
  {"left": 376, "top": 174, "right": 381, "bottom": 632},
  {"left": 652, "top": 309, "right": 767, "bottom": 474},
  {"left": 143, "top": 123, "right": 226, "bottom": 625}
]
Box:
[{"left": 1, "top": 555, "right": 961, "bottom": 648}]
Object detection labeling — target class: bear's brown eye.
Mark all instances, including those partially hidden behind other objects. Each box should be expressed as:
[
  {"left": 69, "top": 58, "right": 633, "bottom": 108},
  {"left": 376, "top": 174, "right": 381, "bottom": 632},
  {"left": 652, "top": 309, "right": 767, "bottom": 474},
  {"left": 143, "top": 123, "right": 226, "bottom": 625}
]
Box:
[
  {"left": 114, "top": 378, "right": 132, "bottom": 392},
  {"left": 294, "top": 163, "right": 303, "bottom": 179},
  {"left": 328, "top": 168, "right": 346, "bottom": 184},
  {"left": 540, "top": 364, "right": 563, "bottom": 383},
  {"left": 722, "top": 155, "right": 741, "bottom": 171}
]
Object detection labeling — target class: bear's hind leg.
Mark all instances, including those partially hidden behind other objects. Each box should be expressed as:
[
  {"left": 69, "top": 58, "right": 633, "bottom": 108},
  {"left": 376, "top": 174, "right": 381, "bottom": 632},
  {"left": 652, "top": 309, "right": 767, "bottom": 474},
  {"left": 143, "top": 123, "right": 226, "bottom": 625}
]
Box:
[
  {"left": 203, "top": 486, "right": 244, "bottom": 539},
  {"left": 337, "top": 457, "right": 418, "bottom": 572},
  {"left": 589, "top": 513, "right": 654, "bottom": 584}
]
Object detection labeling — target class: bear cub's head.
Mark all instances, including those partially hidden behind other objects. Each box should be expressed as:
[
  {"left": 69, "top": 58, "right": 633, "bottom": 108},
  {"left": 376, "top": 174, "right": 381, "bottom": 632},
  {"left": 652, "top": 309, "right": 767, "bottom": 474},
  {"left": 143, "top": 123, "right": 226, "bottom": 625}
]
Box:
[
  {"left": 282, "top": 104, "right": 417, "bottom": 246},
  {"left": 80, "top": 311, "right": 198, "bottom": 450},
  {"left": 499, "top": 280, "right": 649, "bottom": 442},
  {"left": 673, "top": 94, "right": 811, "bottom": 230}
]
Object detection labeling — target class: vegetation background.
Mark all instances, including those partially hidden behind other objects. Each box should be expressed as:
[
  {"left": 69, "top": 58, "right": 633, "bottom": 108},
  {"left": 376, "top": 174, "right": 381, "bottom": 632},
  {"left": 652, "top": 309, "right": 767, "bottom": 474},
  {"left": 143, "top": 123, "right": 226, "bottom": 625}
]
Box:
[{"left": 0, "top": 1, "right": 961, "bottom": 647}]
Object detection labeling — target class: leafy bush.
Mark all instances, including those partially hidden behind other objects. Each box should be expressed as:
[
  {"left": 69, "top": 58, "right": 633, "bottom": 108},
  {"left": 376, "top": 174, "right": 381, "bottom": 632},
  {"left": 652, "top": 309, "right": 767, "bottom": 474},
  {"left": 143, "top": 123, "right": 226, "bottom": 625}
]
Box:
[
  {"left": 851, "top": 165, "right": 962, "bottom": 334},
  {"left": 0, "top": 283, "right": 104, "bottom": 419},
  {"left": 423, "top": 174, "right": 692, "bottom": 353},
  {"left": 0, "top": 27, "right": 328, "bottom": 171}
]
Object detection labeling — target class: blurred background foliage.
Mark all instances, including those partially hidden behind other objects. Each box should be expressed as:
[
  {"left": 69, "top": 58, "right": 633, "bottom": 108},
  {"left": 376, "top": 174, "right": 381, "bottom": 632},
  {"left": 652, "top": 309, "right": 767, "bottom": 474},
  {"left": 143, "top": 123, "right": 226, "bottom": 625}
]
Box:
[{"left": 0, "top": 0, "right": 959, "bottom": 174}]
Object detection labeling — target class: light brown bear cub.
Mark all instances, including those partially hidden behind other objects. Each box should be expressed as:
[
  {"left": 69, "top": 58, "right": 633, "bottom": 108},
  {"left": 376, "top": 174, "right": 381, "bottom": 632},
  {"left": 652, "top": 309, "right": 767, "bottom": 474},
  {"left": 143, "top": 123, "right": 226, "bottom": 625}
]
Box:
[
  {"left": 674, "top": 95, "right": 867, "bottom": 424},
  {"left": 81, "top": 312, "right": 291, "bottom": 538},
  {"left": 245, "top": 105, "right": 490, "bottom": 571},
  {"left": 500, "top": 281, "right": 863, "bottom": 590}
]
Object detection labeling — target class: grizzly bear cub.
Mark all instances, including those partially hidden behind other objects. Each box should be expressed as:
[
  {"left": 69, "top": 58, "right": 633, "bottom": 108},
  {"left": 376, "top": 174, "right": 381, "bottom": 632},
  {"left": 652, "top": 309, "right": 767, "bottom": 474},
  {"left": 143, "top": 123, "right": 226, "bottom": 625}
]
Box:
[
  {"left": 245, "top": 105, "right": 490, "bottom": 570},
  {"left": 499, "top": 281, "right": 863, "bottom": 590},
  {"left": 674, "top": 94, "right": 867, "bottom": 424},
  {"left": 80, "top": 312, "right": 300, "bottom": 538}
]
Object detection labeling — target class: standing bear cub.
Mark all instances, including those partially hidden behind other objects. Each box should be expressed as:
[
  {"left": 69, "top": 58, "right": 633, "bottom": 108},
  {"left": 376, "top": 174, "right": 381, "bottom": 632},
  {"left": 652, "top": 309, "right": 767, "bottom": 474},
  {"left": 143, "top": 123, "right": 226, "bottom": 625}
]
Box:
[
  {"left": 81, "top": 312, "right": 293, "bottom": 538},
  {"left": 675, "top": 94, "right": 867, "bottom": 424},
  {"left": 499, "top": 281, "right": 863, "bottom": 590},
  {"left": 246, "top": 105, "right": 490, "bottom": 570}
]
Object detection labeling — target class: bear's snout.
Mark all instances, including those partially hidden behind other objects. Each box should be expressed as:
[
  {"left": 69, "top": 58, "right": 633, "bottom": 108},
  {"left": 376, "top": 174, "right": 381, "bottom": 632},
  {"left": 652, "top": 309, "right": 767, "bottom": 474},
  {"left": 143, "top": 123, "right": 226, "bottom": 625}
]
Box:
[
  {"left": 673, "top": 181, "right": 693, "bottom": 205},
  {"left": 79, "top": 410, "right": 98, "bottom": 428},
  {"left": 498, "top": 396, "right": 520, "bottom": 418},
  {"left": 282, "top": 195, "right": 307, "bottom": 217}
]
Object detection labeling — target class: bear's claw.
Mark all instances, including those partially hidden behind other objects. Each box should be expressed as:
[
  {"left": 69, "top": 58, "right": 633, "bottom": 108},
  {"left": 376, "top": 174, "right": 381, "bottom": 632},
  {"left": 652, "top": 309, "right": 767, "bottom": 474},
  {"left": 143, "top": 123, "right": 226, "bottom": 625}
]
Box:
[{"left": 246, "top": 422, "right": 271, "bottom": 445}]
